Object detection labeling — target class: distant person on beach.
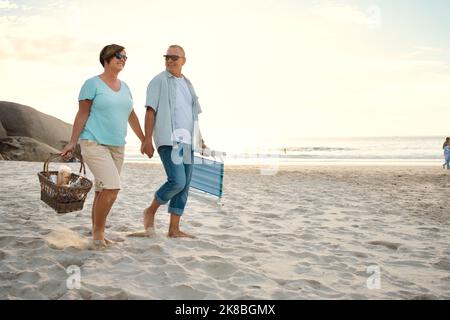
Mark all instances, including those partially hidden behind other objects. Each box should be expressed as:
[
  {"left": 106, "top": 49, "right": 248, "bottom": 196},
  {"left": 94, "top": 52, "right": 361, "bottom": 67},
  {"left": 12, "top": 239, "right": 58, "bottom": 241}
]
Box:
[
  {"left": 61, "top": 44, "right": 145, "bottom": 248},
  {"left": 442, "top": 137, "right": 450, "bottom": 149},
  {"left": 443, "top": 137, "right": 450, "bottom": 169},
  {"left": 139, "top": 45, "right": 208, "bottom": 238}
]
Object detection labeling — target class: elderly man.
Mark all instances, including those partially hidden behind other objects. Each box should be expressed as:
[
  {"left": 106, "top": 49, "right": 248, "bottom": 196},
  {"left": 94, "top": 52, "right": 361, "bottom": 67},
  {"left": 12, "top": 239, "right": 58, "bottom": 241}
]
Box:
[{"left": 141, "top": 45, "right": 207, "bottom": 238}]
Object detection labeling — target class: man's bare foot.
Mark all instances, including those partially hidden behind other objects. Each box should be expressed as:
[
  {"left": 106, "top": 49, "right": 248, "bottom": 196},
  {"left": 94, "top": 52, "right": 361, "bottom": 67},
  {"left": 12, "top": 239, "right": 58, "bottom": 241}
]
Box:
[
  {"left": 168, "top": 230, "right": 196, "bottom": 238},
  {"left": 143, "top": 207, "right": 156, "bottom": 230},
  {"left": 126, "top": 227, "right": 155, "bottom": 238}
]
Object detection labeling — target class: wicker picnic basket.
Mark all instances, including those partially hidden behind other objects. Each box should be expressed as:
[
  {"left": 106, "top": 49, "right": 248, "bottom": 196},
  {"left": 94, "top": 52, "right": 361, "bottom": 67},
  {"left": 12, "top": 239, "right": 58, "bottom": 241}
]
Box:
[{"left": 38, "top": 153, "right": 93, "bottom": 214}]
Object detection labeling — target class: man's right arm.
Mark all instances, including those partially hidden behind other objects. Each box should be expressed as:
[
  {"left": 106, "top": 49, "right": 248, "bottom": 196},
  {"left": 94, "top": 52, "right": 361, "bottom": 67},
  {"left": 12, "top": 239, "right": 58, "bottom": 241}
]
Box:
[
  {"left": 142, "top": 75, "right": 161, "bottom": 158},
  {"left": 141, "top": 107, "right": 156, "bottom": 158}
]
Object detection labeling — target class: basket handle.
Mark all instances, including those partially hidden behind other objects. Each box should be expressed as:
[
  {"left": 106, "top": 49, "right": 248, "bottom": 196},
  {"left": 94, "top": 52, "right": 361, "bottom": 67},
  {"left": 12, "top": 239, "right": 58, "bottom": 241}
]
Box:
[{"left": 43, "top": 153, "right": 86, "bottom": 175}]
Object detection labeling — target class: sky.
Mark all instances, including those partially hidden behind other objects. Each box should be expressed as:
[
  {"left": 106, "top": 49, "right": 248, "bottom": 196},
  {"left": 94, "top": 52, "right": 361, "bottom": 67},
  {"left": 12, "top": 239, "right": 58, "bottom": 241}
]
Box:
[{"left": 1, "top": 0, "right": 450, "bottom": 151}]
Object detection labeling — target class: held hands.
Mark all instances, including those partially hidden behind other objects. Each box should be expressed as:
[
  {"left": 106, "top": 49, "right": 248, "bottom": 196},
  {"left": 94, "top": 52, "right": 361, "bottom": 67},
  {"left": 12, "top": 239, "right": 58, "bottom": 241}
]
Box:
[
  {"left": 141, "top": 137, "right": 154, "bottom": 159},
  {"left": 60, "top": 142, "right": 76, "bottom": 161}
]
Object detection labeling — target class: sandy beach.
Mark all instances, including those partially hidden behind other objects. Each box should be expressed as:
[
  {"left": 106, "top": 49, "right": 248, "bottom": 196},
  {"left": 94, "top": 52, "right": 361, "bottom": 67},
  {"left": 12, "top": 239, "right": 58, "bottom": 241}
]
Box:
[{"left": 0, "top": 160, "right": 449, "bottom": 299}]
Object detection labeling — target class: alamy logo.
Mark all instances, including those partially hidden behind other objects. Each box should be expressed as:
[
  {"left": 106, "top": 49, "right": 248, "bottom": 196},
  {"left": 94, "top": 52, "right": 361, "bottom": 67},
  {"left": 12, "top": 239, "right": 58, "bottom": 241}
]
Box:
[
  {"left": 66, "top": 265, "right": 81, "bottom": 290},
  {"left": 366, "top": 5, "right": 382, "bottom": 30},
  {"left": 366, "top": 265, "right": 381, "bottom": 290}
]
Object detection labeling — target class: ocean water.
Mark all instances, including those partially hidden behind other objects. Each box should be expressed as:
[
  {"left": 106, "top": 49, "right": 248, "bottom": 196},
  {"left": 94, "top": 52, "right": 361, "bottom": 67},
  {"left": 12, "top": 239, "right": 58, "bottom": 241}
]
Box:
[{"left": 124, "top": 136, "right": 446, "bottom": 165}]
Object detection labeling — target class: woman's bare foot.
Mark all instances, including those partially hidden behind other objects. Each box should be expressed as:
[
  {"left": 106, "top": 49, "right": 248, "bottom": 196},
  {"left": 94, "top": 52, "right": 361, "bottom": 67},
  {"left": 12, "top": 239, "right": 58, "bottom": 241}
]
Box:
[
  {"left": 91, "top": 239, "right": 107, "bottom": 250},
  {"left": 143, "top": 207, "right": 156, "bottom": 230},
  {"left": 104, "top": 237, "right": 120, "bottom": 245},
  {"left": 168, "top": 230, "right": 196, "bottom": 238},
  {"left": 104, "top": 238, "right": 116, "bottom": 245}
]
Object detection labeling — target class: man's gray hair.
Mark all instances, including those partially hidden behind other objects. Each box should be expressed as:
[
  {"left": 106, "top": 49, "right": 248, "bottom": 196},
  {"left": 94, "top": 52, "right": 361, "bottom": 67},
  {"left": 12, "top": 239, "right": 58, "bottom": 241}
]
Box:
[{"left": 168, "top": 45, "right": 185, "bottom": 57}]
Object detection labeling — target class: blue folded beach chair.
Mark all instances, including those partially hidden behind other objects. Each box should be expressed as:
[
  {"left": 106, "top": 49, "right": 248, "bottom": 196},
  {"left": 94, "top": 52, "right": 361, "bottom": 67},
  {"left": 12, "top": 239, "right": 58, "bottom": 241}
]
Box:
[{"left": 190, "top": 150, "right": 225, "bottom": 202}]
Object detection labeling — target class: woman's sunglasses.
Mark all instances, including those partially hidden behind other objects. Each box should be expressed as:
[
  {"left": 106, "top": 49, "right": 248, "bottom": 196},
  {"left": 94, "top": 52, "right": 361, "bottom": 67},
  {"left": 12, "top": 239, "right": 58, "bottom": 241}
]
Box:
[{"left": 114, "top": 52, "right": 128, "bottom": 61}]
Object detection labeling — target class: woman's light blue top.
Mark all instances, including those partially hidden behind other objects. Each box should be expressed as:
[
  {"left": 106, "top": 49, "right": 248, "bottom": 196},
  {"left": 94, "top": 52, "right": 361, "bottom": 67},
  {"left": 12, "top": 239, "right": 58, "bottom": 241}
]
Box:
[{"left": 79, "top": 76, "right": 133, "bottom": 146}]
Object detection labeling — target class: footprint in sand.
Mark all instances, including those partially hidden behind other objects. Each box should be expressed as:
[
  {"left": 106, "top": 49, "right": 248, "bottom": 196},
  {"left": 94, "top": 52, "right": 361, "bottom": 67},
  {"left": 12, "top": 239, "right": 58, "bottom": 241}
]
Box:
[
  {"left": 46, "top": 229, "right": 123, "bottom": 250},
  {"left": 46, "top": 229, "right": 91, "bottom": 250},
  {"left": 367, "top": 240, "right": 401, "bottom": 251}
]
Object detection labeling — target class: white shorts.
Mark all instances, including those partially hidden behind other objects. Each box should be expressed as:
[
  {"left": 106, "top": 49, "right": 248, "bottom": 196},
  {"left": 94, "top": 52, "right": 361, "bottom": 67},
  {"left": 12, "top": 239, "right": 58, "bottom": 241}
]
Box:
[{"left": 80, "top": 140, "right": 125, "bottom": 192}]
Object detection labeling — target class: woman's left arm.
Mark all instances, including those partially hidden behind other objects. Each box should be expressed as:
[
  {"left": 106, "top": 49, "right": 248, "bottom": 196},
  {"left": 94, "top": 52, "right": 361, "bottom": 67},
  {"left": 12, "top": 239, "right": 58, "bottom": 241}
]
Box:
[{"left": 128, "top": 109, "right": 145, "bottom": 143}]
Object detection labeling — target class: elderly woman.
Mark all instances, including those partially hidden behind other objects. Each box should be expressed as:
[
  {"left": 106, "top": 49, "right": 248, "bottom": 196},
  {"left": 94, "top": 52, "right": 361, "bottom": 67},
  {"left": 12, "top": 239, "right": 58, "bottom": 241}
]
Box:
[{"left": 61, "top": 44, "right": 145, "bottom": 248}]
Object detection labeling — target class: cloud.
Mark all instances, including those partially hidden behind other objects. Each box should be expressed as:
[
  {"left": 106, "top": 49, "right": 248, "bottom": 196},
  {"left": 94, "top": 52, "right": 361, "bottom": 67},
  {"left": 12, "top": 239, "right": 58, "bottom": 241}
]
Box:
[
  {"left": 0, "top": 2, "right": 95, "bottom": 64},
  {"left": 1, "top": 34, "right": 96, "bottom": 65},
  {"left": 414, "top": 46, "right": 444, "bottom": 53},
  {"left": 302, "top": 2, "right": 382, "bottom": 30},
  {"left": 0, "top": 0, "right": 18, "bottom": 9}
]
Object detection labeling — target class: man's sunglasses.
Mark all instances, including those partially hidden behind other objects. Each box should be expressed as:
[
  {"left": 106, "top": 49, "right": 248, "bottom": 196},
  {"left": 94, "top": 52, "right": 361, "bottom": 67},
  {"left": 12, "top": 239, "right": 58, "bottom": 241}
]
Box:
[
  {"left": 114, "top": 52, "right": 128, "bottom": 61},
  {"left": 164, "top": 55, "right": 184, "bottom": 61}
]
